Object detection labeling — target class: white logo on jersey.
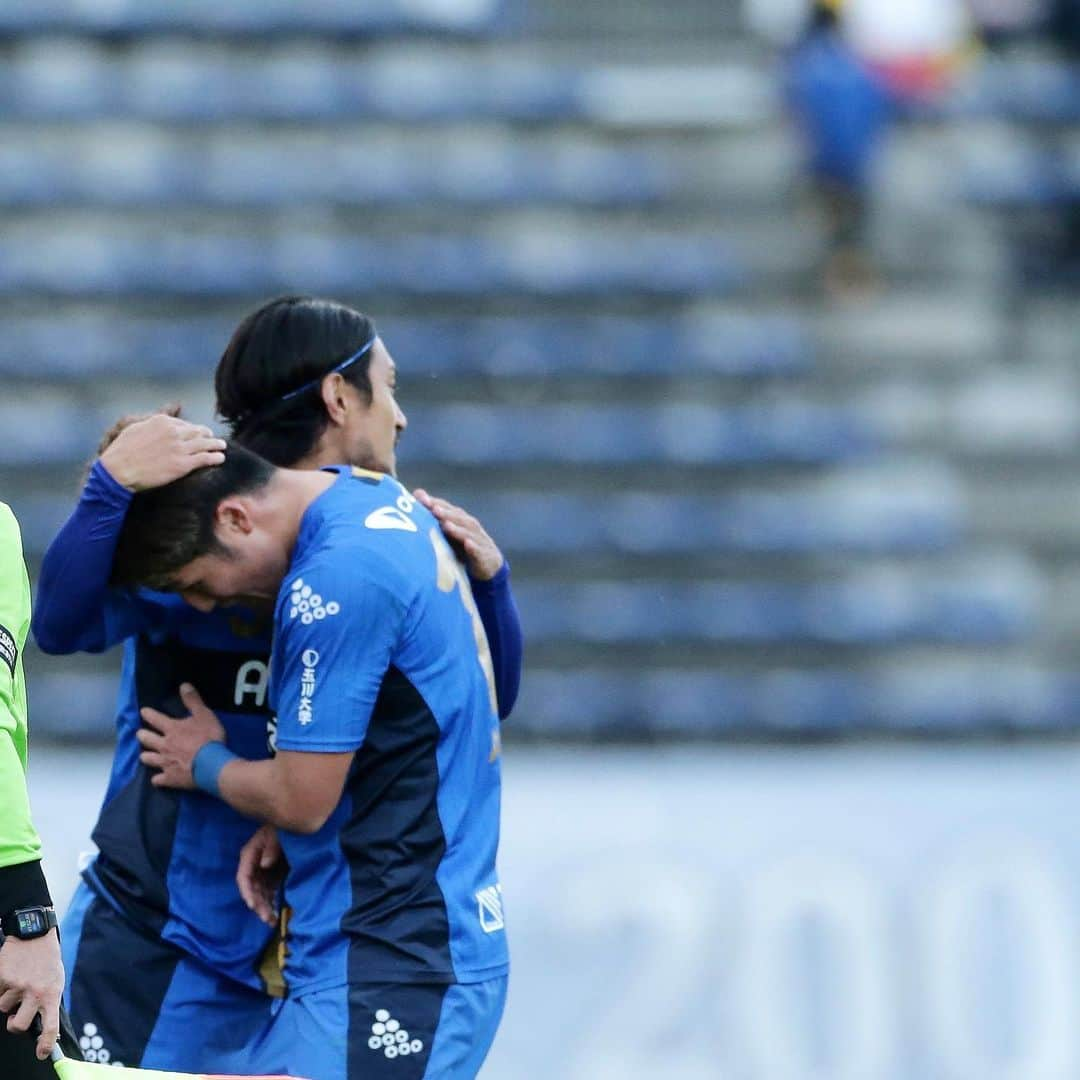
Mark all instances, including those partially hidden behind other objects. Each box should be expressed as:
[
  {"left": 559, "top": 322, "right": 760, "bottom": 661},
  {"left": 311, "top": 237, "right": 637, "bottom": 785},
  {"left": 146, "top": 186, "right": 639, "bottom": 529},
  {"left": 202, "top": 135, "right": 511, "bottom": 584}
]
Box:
[
  {"left": 476, "top": 884, "right": 505, "bottom": 933},
  {"left": 288, "top": 579, "right": 340, "bottom": 625},
  {"left": 234, "top": 659, "right": 269, "bottom": 707},
  {"left": 366, "top": 1009, "right": 424, "bottom": 1061},
  {"left": 79, "top": 1023, "right": 124, "bottom": 1067},
  {"left": 364, "top": 506, "right": 418, "bottom": 533},
  {"left": 298, "top": 649, "right": 319, "bottom": 726}
]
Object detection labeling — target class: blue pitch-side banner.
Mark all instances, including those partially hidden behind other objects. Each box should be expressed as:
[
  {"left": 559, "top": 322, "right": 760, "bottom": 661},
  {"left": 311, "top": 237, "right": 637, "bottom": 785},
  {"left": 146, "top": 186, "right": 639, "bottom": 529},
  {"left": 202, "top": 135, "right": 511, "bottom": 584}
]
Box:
[{"left": 35, "top": 743, "right": 1080, "bottom": 1079}]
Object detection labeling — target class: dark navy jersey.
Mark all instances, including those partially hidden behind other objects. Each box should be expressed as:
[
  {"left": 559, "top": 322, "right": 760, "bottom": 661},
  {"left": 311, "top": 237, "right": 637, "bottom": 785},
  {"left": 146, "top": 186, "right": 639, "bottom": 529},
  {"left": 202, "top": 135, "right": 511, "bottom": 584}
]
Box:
[
  {"left": 270, "top": 467, "right": 508, "bottom": 992},
  {"left": 84, "top": 596, "right": 277, "bottom": 990}
]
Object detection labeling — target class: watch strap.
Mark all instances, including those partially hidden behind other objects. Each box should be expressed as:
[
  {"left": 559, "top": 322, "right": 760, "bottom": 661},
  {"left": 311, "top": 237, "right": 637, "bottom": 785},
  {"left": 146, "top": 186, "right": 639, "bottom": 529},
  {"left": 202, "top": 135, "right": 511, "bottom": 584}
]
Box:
[{"left": 1, "top": 905, "right": 58, "bottom": 939}]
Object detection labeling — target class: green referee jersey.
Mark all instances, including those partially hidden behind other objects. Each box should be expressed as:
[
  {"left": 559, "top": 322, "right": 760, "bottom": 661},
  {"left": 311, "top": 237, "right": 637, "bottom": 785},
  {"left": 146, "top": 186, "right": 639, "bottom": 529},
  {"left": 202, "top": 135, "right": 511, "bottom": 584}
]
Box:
[{"left": 0, "top": 502, "right": 41, "bottom": 872}]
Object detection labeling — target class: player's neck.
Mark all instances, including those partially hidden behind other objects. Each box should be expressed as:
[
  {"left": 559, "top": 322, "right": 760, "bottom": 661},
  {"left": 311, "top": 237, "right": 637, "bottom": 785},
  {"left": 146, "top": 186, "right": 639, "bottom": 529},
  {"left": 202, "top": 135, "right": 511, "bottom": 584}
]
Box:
[{"left": 266, "top": 468, "right": 338, "bottom": 551}]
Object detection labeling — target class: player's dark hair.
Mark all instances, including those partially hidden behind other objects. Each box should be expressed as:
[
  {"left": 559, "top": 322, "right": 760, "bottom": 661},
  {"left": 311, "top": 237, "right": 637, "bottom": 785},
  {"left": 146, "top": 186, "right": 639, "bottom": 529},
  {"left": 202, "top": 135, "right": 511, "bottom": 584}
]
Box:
[
  {"left": 110, "top": 443, "right": 274, "bottom": 591},
  {"left": 215, "top": 296, "right": 377, "bottom": 466}
]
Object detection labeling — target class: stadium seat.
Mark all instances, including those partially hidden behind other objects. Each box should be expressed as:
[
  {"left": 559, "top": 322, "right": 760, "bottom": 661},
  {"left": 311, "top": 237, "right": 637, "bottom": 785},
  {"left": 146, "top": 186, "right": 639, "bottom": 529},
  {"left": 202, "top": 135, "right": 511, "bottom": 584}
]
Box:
[
  {"left": 0, "top": 136, "right": 676, "bottom": 209},
  {"left": 28, "top": 661, "right": 1080, "bottom": 741},
  {"left": 0, "top": 313, "right": 811, "bottom": 382},
  {"left": 0, "top": 47, "right": 777, "bottom": 128},
  {"left": 0, "top": 231, "right": 742, "bottom": 297},
  {"left": 0, "top": 0, "right": 503, "bottom": 36},
  {"left": 962, "top": 149, "right": 1074, "bottom": 208},
  {"left": 0, "top": 399, "right": 874, "bottom": 471},
  {"left": 511, "top": 665, "right": 1080, "bottom": 737},
  {"left": 11, "top": 469, "right": 958, "bottom": 562},
  {"left": 0, "top": 48, "right": 583, "bottom": 123},
  {"left": 419, "top": 477, "right": 960, "bottom": 555},
  {"left": 514, "top": 562, "right": 1039, "bottom": 646},
  {"left": 401, "top": 401, "right": 877, "bottom": 465},
  {"left": 952, "top": 57, "right": 1080, "bottom": 124},
  {"left": 21, "top": 670, "right": 121, "bottom": 740}
]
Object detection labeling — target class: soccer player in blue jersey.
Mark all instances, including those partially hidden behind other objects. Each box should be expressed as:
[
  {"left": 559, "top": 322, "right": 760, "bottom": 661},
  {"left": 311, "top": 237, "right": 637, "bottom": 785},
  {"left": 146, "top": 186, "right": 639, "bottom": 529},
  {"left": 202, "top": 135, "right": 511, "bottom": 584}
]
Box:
[
  {"left": 114, "top": 445, "right": 509, "bottom": 1080},
  {"left": 32, "top": 298, "right": 521, "bottom": 1073}
]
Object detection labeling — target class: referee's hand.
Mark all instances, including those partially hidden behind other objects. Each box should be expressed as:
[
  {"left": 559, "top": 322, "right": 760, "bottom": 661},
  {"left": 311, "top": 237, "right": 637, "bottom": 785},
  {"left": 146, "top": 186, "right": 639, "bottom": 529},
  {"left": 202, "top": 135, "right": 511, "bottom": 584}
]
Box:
[{"left": 0, "top": 931, "right": 63, "bottom": 1059}]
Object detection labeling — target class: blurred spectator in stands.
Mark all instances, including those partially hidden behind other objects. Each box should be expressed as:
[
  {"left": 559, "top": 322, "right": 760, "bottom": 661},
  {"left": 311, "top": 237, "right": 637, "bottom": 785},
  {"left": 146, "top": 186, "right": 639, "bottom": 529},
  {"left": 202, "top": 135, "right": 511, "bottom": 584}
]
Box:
[
  {"left": 784, "top": 0, "right": 891, "bottom": 297},
  {"left": 844, "top": 0, "right": 973, "bottom": 99}
]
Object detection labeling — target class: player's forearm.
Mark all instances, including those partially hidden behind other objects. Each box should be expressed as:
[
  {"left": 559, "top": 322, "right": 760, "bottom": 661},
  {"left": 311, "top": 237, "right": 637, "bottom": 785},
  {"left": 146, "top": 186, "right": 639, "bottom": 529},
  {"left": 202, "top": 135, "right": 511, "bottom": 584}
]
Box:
[
  {"left": 217, "top": 757, "right": 329, "bottom": 834},
  {"left": 32, "top": 460, "right": 132, "bottom": 654},
  {"left": 471, "top": 561, "right": 523, "bottom": 719}
]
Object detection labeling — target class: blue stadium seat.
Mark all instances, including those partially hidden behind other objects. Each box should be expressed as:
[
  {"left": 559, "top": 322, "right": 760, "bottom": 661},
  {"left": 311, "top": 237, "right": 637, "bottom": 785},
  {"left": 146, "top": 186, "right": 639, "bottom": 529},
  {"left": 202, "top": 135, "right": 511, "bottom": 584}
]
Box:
[
  {"left": 0, "top": 51, "right": 775, "bottom": 128},
  {"left": 952, "top": 58, "right": 1080, "bottom": 124},
  {"left": 0, "top": 402, "right": 100, "bottom": 467},
  {"left": 0, "top": 313, "right": 812, "bottom": 382},
  {"left": 962, "top": 150, "right": 1074, "bottom": 208},
  {"left": 511, "top": 666, "right": 1080, "bottom": 736},
  {"left": 382, "top": 313, "right": 813, "bottom": 377},
  {"left": 0, "top": 0, "right": 503, "bottom": 36},
  {"left": 0, "top": 139, "right": 675, "bottom": 209},
  {"left": 28, "top": 663, "right": 1080, "bottom": 741},
  {"left": 514, "top": 566, "right": 1038, "bottom": 646},
  {"left": 19, "top": 670, "right": 120, "bottom": 741},
  {"left": 0, "top": 401, "right": 874, "bottom": 470},
  {"left": 12, "top": 474, "right": 958, "bottom": 561},
  {"left": 0, "top": 232, "right": 743, "bottom": 297},
  {"left": 401, "top": 402, "right": 877, "bottom": 465},
  {"left": 420, "top": 483, "right": 959, "bottom": 555},
  {"left": 0, "top": 51, "right": 582, "bottom": 123}
]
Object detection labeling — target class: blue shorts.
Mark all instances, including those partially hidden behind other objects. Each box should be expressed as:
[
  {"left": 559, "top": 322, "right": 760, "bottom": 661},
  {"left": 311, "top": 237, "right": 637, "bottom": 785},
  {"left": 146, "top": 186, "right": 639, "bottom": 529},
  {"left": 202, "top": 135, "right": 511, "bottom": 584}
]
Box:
[
  {"left": 250, "top": 976, "right": 508, "bottom": 1080},
  {"left": 62, "top": 881, "right": 276, "bottom": 1073}
]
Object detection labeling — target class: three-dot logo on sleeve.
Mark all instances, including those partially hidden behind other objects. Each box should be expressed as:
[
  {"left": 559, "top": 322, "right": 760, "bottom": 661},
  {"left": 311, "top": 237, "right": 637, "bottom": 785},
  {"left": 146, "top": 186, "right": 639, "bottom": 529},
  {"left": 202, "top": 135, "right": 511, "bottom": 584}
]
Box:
[{"left": 288, "top": 579, "right": 340, "bottom": 624}]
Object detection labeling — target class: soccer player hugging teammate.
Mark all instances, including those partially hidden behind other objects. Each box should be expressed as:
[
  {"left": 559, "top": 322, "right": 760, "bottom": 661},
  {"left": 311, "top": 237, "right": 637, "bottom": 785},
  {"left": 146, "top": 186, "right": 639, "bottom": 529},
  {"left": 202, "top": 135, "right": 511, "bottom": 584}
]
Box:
[
  {"left": 115, "top": 448, "right": 510, "bottom": 1080},
  {"left": 32, "top": 298, "right": 521, "bottom": 1078}
]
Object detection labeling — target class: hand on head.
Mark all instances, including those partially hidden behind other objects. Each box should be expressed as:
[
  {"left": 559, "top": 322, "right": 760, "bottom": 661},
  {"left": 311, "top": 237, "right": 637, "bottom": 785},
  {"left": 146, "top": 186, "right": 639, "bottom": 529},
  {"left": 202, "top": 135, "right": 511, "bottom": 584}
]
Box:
[{"left": 99, "top": 408, "right": 226, "bottom": 493}]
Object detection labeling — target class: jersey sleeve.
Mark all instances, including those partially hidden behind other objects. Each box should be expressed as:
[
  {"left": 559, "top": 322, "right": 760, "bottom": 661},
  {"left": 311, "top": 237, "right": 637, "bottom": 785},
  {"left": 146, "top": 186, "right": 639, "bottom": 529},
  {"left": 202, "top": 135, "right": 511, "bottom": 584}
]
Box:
[
  {"left": 273, "top": 557, "right": 408, "bottom": 753},
  {"left": 33, "top": 460, "right": 156, "bottom": 654},
  {"left": 470, "top": 561, "right": 523, "bottom": 720},
  {"left": 0, "top": 506, "right": 44, "bottom": 876}
]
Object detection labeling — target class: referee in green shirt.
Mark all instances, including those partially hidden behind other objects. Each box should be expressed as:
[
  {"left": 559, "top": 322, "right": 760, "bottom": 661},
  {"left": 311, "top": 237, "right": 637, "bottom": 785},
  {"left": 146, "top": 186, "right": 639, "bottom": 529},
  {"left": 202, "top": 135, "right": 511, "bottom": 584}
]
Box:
[{"left": 0, "top": 504, "right": 76, "bottom": 1075}]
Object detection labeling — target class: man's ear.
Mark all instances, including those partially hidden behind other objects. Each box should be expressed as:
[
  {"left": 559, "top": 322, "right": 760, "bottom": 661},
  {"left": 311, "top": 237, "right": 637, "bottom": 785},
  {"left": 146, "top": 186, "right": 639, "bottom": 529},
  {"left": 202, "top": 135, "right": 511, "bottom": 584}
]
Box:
[
  {"left": 320, "top": 373, "right": 350, "bottom": 428},
  {"left": 216, "top": 496, "right": 255, "bottom": 537}
]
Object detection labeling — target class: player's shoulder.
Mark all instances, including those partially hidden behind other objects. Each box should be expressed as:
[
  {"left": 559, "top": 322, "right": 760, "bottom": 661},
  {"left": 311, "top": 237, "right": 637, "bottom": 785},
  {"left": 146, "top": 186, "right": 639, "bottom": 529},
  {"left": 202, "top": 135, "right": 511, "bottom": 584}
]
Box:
[{"left": 324, "top": 469, "right": 436, "bottom": 553}]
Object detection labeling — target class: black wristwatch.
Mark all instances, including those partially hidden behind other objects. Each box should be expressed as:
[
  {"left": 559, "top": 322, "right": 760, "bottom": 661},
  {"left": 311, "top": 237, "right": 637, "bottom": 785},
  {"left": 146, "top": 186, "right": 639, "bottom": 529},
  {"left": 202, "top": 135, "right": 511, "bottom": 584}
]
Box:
[{"left": 0, "top": 906, "right": 58, "bottom": 941}]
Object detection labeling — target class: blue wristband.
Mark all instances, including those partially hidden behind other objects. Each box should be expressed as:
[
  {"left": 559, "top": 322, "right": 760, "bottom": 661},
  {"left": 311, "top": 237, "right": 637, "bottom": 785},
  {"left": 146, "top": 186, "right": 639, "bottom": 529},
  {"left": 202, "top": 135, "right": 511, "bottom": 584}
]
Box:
[{"left": 192, "top": 741, "right": 238, "bottom": 798}]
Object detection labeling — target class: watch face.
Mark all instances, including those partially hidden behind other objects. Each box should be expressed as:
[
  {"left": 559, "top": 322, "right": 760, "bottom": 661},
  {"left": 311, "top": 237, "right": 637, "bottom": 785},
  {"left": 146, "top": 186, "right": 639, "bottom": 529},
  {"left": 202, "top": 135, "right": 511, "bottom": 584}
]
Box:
[{"left": 16, "top": 910, "right": 45, "bottom": 937}]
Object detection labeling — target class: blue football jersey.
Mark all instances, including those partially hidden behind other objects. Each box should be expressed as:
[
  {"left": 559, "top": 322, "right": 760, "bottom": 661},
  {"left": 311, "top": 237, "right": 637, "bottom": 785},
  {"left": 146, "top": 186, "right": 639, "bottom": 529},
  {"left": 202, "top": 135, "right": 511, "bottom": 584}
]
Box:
[
  {"left": 85, "top": 596, "right": 277, "bottom": 990},
  {"left": 269, "top": 467, "right": 508, "bottom": 992}
]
